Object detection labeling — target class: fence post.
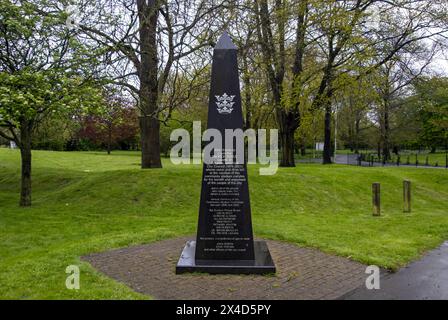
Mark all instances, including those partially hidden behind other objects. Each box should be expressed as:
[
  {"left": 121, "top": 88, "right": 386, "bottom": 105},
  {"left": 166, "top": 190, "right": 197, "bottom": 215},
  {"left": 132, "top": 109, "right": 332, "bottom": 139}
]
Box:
[
  {"left": 372, "top": 183, "right": 381, "bottom": 216},
  {"left": 403, "top": 180, "right": 411, "bottom": 213}
]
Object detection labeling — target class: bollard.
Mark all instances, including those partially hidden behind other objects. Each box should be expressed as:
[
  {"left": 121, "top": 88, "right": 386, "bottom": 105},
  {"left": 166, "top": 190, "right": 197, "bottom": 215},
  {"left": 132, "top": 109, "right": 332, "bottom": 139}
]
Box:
[
  {"left": 403, "top": 180, "right": 411, "bottom": 213},
  {"left": 397, "top": 156, "right": 400, "bottom": 166},
  {"left": 372, "top": 183, "right": 381, "bottom": 216},
  {"left": 425, "top": 156, "right": 429, "bottom": 166}
]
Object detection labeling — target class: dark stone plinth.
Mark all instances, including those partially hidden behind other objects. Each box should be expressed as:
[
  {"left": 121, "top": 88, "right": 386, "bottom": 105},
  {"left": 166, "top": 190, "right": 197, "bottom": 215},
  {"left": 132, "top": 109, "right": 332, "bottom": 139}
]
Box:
[{"left": 176, "top": 240, "right": 276, "bottom": 275}]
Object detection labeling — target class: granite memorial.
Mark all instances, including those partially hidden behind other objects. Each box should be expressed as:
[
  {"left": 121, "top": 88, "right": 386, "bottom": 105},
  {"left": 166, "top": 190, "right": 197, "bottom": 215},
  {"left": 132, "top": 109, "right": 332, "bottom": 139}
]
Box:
[{"left": 176, "top": 32, "right": 276, "bottom": 274}]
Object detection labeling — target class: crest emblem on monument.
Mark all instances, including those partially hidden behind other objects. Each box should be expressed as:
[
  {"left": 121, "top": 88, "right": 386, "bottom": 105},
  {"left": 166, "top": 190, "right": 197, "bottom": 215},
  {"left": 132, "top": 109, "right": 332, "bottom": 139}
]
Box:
[{"left": 215, "top": 93, "right": 235, "bottom": 114}]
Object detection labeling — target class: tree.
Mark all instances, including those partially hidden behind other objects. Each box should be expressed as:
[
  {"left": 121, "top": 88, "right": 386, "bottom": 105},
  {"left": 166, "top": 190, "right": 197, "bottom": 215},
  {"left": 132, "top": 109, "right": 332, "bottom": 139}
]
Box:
[
  {"left": 334, "top": 74, "right": 377, "bottom": 153},
  {"left": 374, "top": 54, "right": 434, "bottom": 160},
  {"left": 413, "top": 77, "right": 448, "bottom": 151},
  {"left": 0, "top": 0, "right": 101, "bottom": 206},
  {"left": 253, "top": 0, "right": 308, "bottom": 167},
  {"left": 0, "top": 72, "right": 100, "bottom": 206},
  {"left": 61, "top": 0, "right": 229, "bottom": 168},
  {"left": 76, "top": 92, "right": 139, "bottom": 153}
]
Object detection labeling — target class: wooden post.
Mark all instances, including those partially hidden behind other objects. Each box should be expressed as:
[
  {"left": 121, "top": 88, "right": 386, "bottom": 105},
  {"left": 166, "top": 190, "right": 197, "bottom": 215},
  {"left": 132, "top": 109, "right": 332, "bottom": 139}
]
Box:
[
  {"left": 372, "top": 183, "right": 381, "bottom": 216},
  {"left": 403, "top": 180, "right": 411, "bottom": 213}
]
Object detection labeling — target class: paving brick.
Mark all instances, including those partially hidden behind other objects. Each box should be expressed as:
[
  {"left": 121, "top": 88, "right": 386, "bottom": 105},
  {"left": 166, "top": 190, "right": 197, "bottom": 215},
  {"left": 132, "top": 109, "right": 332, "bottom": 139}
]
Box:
[{"left": 82, "top": 236, "right": 366, "bottom": 300}]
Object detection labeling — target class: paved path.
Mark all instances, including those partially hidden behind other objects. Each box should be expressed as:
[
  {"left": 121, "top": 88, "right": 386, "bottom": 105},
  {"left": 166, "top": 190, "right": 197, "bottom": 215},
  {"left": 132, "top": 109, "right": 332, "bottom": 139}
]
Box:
[
  {"left": 344, "top": 241, "right": 448, "bottom": 300},
  {"left": 83, "top": 236, "right": 366, "bottom": 300}
]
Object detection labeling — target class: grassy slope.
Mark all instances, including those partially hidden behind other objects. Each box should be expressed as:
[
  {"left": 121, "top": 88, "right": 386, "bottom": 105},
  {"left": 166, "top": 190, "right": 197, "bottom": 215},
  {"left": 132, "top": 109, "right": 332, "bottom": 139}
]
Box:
[{"left": 0, "top": 149, "right": 447, "bottom": 299}]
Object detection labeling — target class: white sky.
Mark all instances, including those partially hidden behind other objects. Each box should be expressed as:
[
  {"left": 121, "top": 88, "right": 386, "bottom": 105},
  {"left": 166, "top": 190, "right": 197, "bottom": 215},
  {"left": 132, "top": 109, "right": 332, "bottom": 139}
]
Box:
[{"left": 429, "top": 56, "right": 448, "bottom": 76}]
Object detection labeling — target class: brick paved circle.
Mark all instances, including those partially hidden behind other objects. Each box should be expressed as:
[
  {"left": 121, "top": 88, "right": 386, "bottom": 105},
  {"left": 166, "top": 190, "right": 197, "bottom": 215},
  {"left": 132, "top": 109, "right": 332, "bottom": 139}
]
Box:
[{"left": 82, "top": 237, "right": 366, "bottom": 299}]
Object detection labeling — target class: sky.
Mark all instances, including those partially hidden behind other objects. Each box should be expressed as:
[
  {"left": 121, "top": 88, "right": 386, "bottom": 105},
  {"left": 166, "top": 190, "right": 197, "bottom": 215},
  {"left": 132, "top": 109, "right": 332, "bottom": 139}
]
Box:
[{"left": 430, "top": 56, "right": 448, "bottom": 76}]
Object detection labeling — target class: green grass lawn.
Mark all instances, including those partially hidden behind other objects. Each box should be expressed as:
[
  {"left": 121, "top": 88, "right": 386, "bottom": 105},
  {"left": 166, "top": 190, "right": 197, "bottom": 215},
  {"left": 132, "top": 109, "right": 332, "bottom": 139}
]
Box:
[{"left": 0, "top": 148, "right": 448, "bottom": 299}]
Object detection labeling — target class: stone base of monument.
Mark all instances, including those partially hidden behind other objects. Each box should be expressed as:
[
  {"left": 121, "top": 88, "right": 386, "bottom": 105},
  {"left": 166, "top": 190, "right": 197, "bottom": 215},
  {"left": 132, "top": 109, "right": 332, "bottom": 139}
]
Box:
[{"left": 176, "top": 240, "right": 276, "bottom": 275}]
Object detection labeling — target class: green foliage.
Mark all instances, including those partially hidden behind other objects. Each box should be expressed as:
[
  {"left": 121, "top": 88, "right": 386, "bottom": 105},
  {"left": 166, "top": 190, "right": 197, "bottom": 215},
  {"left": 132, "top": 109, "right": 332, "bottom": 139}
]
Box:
[
  {"left": 0, "top": 0, "right": 104, "bottom": 138},
  {"left": 0, "top": 70, "right": 102, "bottom": 129},
  {"left": 32, "top": 116, "right": 76, "bottom": 151},
  {"left": 413, "top": 77, "right": 448, "bottom": 148}
]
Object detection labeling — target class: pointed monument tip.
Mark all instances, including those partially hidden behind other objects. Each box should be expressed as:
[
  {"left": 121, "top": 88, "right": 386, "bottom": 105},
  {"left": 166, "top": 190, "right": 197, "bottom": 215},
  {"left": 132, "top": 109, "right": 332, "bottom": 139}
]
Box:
[{"left": 214, "top": 31, "right": 237, "bottom": 50}]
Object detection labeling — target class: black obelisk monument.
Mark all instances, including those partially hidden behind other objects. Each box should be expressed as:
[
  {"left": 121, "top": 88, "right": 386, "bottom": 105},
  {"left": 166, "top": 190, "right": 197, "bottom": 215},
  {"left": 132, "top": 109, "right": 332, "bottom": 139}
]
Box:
[{"left": 176, "top": 32, "right": 275, "bottom": 274}]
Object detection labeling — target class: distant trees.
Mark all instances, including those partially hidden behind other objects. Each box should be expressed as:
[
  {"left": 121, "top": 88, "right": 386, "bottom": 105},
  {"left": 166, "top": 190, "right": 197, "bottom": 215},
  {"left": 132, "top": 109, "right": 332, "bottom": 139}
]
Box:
[
  {"left": 77, "top": 93, "right": 139, "bottom": 153},
  {"left": 333, "top": 74, "right": 448, "bottom": 155},
  {"left": 373, "top": 50, "right": 434, "bottom": 160},
  {"left": 413, "top": 77, "right": 448, "bottom": 152},
  {"left": 333, "top": 75, "right": 376, "bottom": 154},
  {"left": 243, "top": 0, "right": 448, "bottom": 163}
]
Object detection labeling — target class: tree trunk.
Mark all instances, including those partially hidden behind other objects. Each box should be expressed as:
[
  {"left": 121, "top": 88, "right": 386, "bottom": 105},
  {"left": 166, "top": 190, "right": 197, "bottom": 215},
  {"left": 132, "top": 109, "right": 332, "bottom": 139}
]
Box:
[
  {"left": 323, "top": 104, "right": 332, "bottom": 164},
  {"left": 300, "top": 143, "right": 306, "bottom": 156},
  {"left": 277, "top": 109, "right": 297, "bottom": 167},
  {"left": 107, "top": 124, "right": 112, "bottom": 155},
  {"left": 280, "top": 128, "right": 295, "bottom": 167},
  {"left": 138, "top": 0, "right": 161, "bottom": 168},
  {"left": 243, "top": 57, "right": 251, "bottom": 131},
  {"left": 140, "top": 115, "right": 161, "bottom": 168},
  {"left": 381, "top": 103, "right": 391, "bottom": 161},
  {"left": 354, "top": 117, "right": 360, "bottom": 154},
  {"left": 19, "top": 121, "right": 32, "bottom": 207},
  {"left": 255, "top": 0, "right": 302, "bottom": 168}
]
